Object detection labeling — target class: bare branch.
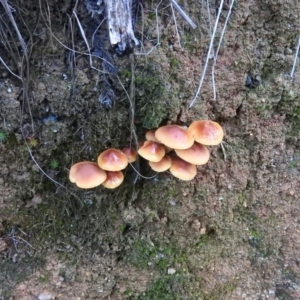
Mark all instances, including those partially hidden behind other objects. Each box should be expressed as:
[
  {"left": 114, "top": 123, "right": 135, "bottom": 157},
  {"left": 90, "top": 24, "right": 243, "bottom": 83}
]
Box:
[{"left": 0, "top": 56, "right": 23, "bottom": 81}]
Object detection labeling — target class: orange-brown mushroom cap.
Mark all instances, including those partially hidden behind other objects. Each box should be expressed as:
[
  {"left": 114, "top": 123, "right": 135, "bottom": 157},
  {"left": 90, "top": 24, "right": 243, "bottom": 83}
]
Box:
[
  {"left": 98, "top": 148, "right": 128, "bottom": 171},
  {"left": 188, "top": 120, "right": 224, "bottom": 146},
  {"left": 138, "top": 141, "right": 165, "bottom": 162},
  {"left": 169, "top": 156, "right": 197, "bottom": 181},
  {"left": 122, "top": 147, "right": 137, "bottom": 163},
  {"left": 102, "top": 171, "right": 124, "bottom": 189},
  {"left": 175, "top": 142, "right": 210, "bottom": 165},
  {"left": 145, "top": 129, "right": 160, "bottom": 143},
  {"left": 69, "top": 161, "right": 107, "bottom": 189},
  {"left": 155, "top": 125, "right": 194, "bottom": 149},
  {"left": 149, "top": 155, "right": 172, "bottom": 172}
]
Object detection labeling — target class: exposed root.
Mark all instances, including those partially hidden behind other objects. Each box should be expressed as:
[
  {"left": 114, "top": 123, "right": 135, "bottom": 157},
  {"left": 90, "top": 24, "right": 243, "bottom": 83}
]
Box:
[
  {"left": 212, "top": 0, "right": 235, "bottom": 100},
  {"left": 6, "top": 228, "right": 34, "bottom": 254},
  {"left": 25, "top": 142, "right": 84, "bottom": 206},
  {"left": 0, "top": 56, "right": 22, "bottom": 81},
  {"left": 220, "top": 141, "right": 227, "bottom": 162},
  {"left": 129, "top": 163, "right": 158, "bottom": 180},
  {"left": 170, "top": 0, "right": 197, "bottom": 29},
  {"left": 189, "top": 0, "right": 225, "bottom": 108},
  {"left": 189, "top": 0, "right": 235, "bottom": 107},
  {"left": 129, "top": 54, "right": 141, "bottom": 182},
  {"left": 134, "top": 0, "right": 163, "bottom": 56},
  {"left": 0, "top": 0, "right": 33, "bottom": 131},
  {"left": 290, "top": 33, "right": 300, "bottom": 79},
  {"left": 170, "top": 0, "right": 182, "bottom": 49}
]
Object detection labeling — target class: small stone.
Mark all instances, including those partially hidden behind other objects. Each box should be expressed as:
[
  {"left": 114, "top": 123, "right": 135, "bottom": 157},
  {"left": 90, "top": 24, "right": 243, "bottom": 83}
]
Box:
[
  {"left": 167, "top": 268, "right": 176, "bottom": 275},
  {"left": 16, "top": 283, "right": 27, "bottom": 291},
  {"left": 38, "top": 291, "right": 53, "bottom": 300},
  {"left": 25, "top": 194, "right": 42, "bottom": 208},
  {"left": 0, "top": 239, "right": 7, "bottom": 252},
  {"left": 38, "top": 82, "right": 46, "bottom": 90},
  {"left": 32, "top": 194, "right": 42, "bottom": 204},
  {"left": 200, "top": 227, "right": 206, "bottom": 235},
  {"left": 160, "top": 216, "right": 168, "bottom": 224},
  {"left": 191, "top": 219, "right": 201, "bottom": 231}
]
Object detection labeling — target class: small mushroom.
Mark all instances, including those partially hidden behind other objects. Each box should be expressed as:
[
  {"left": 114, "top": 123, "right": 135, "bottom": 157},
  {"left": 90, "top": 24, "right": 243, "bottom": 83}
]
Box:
[
  {"left": 155, "top": 125, "right": 194, "bottom": 149},
  {"left": 138, "top": 141, "right": 165, "bottom": 162},
  {"left": 169, "top": 156, "right": 197, "bottom": 181},
  {"left": 102, "top": 171, "right": 124, "bottom": 189},
  {"left": 145, "top": 129, "right": 160, "bottom": 143},
  {"left": 175, "top": 142, "right": 210, "bottom": 165},
  {"left": 188, "top": 120, "right": 224, "bottom": 145},
  {"left": 69, "top": 161, "right": 107, "bottom": 189},
  {"left": 122, "top": 147, "right": 137, "bottom": 163},
  {"left": 149, "top": 155, "right": 172, "bottom": 172},
  {"left": 98, "top": 148, "right": 128, "bottom": 171}
]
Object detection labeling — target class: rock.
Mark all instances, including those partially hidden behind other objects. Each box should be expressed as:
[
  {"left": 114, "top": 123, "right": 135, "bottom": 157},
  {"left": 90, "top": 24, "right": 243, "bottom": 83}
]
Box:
[
  {"left": 38, "top": 291, "right": 53, "bottom": 300},
  {"left": 167, "top": 268, "right": 176, "bottom": 275}
]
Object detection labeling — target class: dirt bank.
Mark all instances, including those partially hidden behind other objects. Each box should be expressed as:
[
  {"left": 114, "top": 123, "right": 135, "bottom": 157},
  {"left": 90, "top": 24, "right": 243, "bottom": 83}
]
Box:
[{"left": 0, "top": 0, "right": 300, "bottom": 299}]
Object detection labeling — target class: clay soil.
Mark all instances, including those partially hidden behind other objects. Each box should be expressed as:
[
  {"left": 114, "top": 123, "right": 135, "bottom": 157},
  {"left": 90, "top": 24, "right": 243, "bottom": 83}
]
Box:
[{"left": 1, "top": 0, "right": 300, "bottom": 299}]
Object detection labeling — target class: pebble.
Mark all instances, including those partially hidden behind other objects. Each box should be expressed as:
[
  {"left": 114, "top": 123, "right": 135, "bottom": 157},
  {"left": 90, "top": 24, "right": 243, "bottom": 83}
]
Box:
[
  {"left": 167, "top": 268, "right": 176, "bottom": 275},
  {"left": 38, "top": 291, "right": 53, "bottom": 300},
  {"left": 200, "top": 227, "right": 206, "bottom": 235},
  {"left": 38, "top": 82, "right": 46, "bottom": 90},
  {"left": 42, "top": 115, "right": 58, "bottom": 123},
  {"left": 268, "top": 289, "right": 275, "bottom": 295}
]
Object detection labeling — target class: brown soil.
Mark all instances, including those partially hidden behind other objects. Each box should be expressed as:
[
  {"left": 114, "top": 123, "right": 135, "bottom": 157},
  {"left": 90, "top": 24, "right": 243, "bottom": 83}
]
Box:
[{"left": 1, "top": 0, "right": 300, "bottom": 299}]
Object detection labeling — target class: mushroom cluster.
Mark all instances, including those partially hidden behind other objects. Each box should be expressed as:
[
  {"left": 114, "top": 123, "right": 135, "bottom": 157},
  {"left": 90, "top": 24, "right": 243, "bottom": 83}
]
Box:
[
  {"left": 69, "top": 120, "right": 224, "bottom": 189},
  {"left": 138, "top": 120, "right": 224, "bottom": 180},
  {"left": 69, "top": 147, "right": 137, "bottom": 189}
]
